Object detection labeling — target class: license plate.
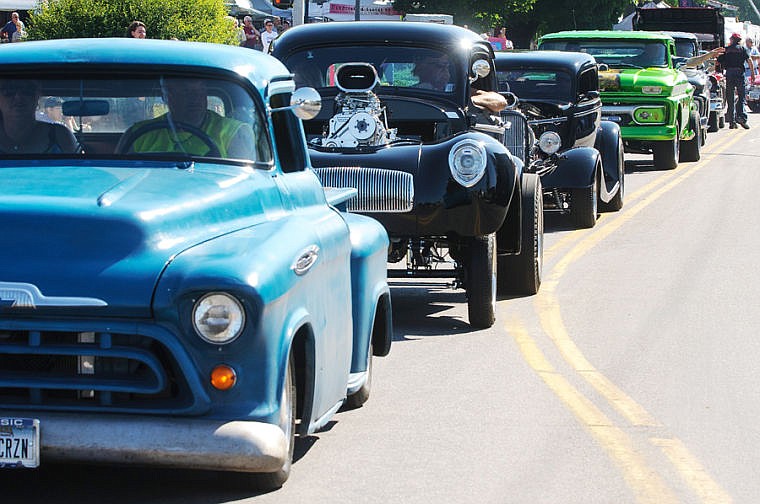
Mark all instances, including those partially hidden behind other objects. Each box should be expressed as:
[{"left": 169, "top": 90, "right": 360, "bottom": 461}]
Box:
[
  {"left": 0, "top": 418, "right": 39, "bottom": 468},
  {"left": 750, "top": 92, "right": 760, "bottom": 99}
]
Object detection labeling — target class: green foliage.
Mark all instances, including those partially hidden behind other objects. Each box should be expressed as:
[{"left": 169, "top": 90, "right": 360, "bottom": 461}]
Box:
[
  {"left": 393, "top": 0, "right": 632, "bottom": 45},
  {"left": 393, "top": 0, "right": 537, "bottom": 33},
  {"left": 26, "top": 0, "right": 239, "bottom": 44},
  {"left": 731, "top": 0, "right": 760, "bottom": 25}
]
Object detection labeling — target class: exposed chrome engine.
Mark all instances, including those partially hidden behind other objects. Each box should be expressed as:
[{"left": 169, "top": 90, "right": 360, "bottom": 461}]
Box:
[{"left": 321, "top": 63, "right": 397, "bottom": 148}]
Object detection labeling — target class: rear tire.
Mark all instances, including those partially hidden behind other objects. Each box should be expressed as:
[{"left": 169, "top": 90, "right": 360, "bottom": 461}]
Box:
[
  {"left": 680, "top": 110, "right": 701, "bottom": 163},
  {"left": 465, "top": 234, "right": 496, "bottom": 329},
  {"left": 497, "top": 173, "right": 543, "bottom": 296},
  {"left": 345, "top": 343, "right": 372, "bottom": 409},
  {"left": 600, "top": 136, "right": 624, "bottom": 212},
  {"left": 708, "top": 111, "right": 719, "bottom": 132}
]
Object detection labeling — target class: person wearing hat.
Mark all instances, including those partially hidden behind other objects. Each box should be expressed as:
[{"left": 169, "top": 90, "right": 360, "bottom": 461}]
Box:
[{"left": 717, "top": 32, "right": 755, "bottom": 129}]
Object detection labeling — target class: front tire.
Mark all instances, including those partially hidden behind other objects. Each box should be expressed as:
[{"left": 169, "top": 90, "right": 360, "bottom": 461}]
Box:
[
  {"left": 465, "top": 234, "right": 496, "bottom": 329},
  {"left": 497, "top": 173, "right": 543, "bottom": 296},
  {"left": 653, "top": 135, "right": 679, "bottom": 170},
  {"left": 247, "top": 352, "right": 296, "bottom": 490},
  {"left": 570, "top": 164, "right": 599, "bottom": 229}
]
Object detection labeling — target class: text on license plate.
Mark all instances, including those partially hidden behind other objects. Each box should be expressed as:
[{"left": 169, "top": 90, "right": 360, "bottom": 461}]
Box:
[{"left": 0, "top": 418, "right": 39, "bottom": 468}]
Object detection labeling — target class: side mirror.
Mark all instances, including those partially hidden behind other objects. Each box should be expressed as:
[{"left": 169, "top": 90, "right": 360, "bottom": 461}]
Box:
[
  {"left": 673, "top": 56, "right": 688, "bottom": 69},
  {"left": 582, "top": 90, "right": 600, "bottom": 100},
  {"left": 597, "top": 63, "right": 609, "bottom": 72},
  {"left": 470, "top": 59, "right": 491, "bottom": 82},
  {"left": 270, "top": 87, "right": 322, "bottom": 120},
  {"left": 500, "top": 91, "right": 520, "bottom": 110}
]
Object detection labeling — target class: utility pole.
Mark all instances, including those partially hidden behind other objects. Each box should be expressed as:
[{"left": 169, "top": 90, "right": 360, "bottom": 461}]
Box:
[
  {"left": 293, "top": 0, "right": 304, "bottom": 26},
  {"left": 355, "top": 0, "right": 361, "bottom": 20}
]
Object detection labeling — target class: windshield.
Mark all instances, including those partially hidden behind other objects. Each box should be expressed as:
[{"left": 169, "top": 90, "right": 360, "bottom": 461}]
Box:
[
  {"left": 540, "top": 39, "right": 668, "bottom": 68},
  {"left": 0, "top": 74, "right": 271, "bottom": 163},
  {"left": 674, "top": 39, "right": 698, "bottom": 58},
  {"left": 281, "top": 46, "right": 465, "bottom": 95},
  {"left": 496, "top": 68, "right": 573, "bottom": 101}
]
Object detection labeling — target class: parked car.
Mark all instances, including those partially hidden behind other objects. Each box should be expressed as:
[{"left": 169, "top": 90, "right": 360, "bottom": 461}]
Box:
[
  {"left": 0, "top": 38, "right": 393, "bottom": 489},
  {"left": 272, "top": 22, "right": 544, "bottom": 327},
  {"left": 704, "top": 56, "right": 728, "bottom": 129},
  {"left": 494, "top": 50, "right": 624, "bottom": 228},
  {"left": 539, "top": 31, "right": 700, "bottom": 170},
  {"left": 631, "top": 5, "right": 727, "bottom": 131},
  {"left": 747, "top": 74, "right": 760, "bottom": 113},
  {"left": 664, "top": 31, "right": 711, "bottom": 141}
]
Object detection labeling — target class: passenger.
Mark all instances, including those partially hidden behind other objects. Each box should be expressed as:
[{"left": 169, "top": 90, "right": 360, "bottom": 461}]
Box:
[
  {"left": 0, "top": 80, "right": 80, "bottom": 154},
  {"left": 118, "top": 78, "right": 255, "bottom": 159}
]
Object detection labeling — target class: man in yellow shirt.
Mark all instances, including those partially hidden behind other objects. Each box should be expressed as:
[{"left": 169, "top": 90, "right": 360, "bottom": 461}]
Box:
[{"left": 118, "top": 78, "right": 255, "bottom": 159}]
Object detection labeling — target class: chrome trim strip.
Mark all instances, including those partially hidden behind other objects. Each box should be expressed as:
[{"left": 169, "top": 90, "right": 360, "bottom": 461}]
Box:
[
  {"left": 0, "top": 282, "right": 108, "bottom": 308},
  {"left": 528, "top": 116, "right": 569, "bottom": 125}
]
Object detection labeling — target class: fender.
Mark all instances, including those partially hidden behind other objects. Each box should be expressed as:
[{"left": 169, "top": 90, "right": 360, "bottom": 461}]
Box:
[
  {"left": 541, "top": 146, "right": 600, "bottom": 191},
  {"left": 594, "top": 120, "right": 623, "bottom": 203}
]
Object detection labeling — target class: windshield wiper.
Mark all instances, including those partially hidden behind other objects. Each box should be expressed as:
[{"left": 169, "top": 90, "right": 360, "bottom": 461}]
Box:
[{"left": 606, "top": 62, "right": 643, "bottom": 69}]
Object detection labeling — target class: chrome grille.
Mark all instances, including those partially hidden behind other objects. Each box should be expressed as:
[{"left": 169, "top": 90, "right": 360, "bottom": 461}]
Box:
[
  {"left": 0, "top": 328, "right": 193, "bottom": 412},
  {"left": 314, "top": 166, "right": 414, "bottom": 213},
  {"left": 500, "top": 110, "right": 529, "bottom": 163}
]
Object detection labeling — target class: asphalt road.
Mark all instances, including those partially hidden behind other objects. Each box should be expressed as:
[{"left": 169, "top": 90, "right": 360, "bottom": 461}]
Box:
[{"left": 4, "top": 118, "right": 760, "bottom": 503}]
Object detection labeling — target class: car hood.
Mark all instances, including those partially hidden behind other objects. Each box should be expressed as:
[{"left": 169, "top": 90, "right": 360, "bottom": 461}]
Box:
[
  {"left": 0, "top": 162, "right": 274, "bottom": 318},
  {"left": 599, "top": 68, "right": 686, "bottom": 95}
]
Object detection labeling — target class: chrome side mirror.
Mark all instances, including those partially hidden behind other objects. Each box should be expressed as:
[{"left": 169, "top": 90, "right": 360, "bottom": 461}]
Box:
[
  {"left": 470, "top": 59, "right": 491, "bottom": 82},
  {"left": 500, "top": 91, "right": 519, "bottom": 110},
  {"left": 270, "top": 87, "right": 322, "bottom": 120}
]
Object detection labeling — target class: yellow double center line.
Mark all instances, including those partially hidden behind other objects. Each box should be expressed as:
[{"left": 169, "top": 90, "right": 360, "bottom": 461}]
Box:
[{"left": 504, "top": 131, "right": 746, "bottom": 503}]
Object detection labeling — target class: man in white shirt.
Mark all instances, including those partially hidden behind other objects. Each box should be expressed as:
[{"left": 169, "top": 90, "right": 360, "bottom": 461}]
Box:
[
  {"left": 745, "top": 38, "right": 760, "bottom": 79},
  {"left": 260, "top": 18, "right": 278, "bottom": 54}
]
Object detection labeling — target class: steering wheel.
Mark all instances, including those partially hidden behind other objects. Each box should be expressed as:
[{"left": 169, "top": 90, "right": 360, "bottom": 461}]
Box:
[{"left": 116, "top": 120, "right": 221, "bottom": 157}]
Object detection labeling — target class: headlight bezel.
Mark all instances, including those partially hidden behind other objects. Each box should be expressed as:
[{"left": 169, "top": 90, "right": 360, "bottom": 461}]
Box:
[
  {"left": 192, "top": 292, "right": 246, "bottom": 345},
  {"left": 448, "top": 139, "right": 488, "bottom": 187},
  {"left": 537, "top": 131, "right": 562, "bottom": 155}
]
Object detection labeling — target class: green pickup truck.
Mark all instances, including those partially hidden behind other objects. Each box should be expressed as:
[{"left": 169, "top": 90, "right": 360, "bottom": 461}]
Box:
[{"left": 538, "top": 30, "right": 700, "bottom": 170}]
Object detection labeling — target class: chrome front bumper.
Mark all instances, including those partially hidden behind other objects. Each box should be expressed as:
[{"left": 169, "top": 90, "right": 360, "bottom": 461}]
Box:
[{"left": 6, "top": 411, "right": 287, "bottom": 473}]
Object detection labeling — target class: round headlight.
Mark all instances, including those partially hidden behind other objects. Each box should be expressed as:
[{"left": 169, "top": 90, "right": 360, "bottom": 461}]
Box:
[
  {"left": 448, "top": 140, "right": 487, "bottom": 187},
  {"left": 538, "top": 131, "right": 562, "bottom": 155},
  {"left": 192, "top": 292, "right": 245, "bottom": 345}
]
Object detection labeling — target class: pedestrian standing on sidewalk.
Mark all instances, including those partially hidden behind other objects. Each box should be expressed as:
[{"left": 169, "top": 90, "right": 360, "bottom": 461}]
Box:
[
  {"left": 717, "top": 32, "right": 755, "bottom": 129},
  {"left": 1, "top": 12, "right": 25, "bottom": 43},
  {"left": 260, "top": 19, "right": 278, "bottom": 54},
  {"left": 241, "top": 16, "right": 261, "bottom": 50},
  {"left": 126, "top": 20, "right": 147, "bottom": 39}
]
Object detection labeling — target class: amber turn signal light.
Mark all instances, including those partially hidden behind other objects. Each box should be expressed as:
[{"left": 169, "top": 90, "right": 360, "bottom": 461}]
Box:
[{"left": 210, "top": 365, "right": 237, "bottom": 390}]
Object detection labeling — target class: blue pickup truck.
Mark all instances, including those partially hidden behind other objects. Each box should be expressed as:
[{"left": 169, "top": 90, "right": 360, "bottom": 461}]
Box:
[{"left": 0, "top": 38, "right": 392, "bottom": 489}]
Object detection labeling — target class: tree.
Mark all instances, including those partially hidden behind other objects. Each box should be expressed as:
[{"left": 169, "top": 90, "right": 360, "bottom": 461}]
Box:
[
  {"left": 394, "top": 0, "right": 632, "bottom": 47},
  {"left": 510, "top": 0, "right": 633, "bottom": 47},
  {"left": 26, "top": 0, "right": 239, "bottom": 44},
  {"left": 393, "top": 0, "right": 537, "bottom": 34}
]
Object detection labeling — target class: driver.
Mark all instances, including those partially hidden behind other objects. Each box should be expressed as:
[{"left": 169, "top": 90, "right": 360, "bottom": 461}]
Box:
[
  {"left": 413, "top": 54, "right": 452, "bottom": 90},
  {"left": 118, "top": 78, "right": 255, "bottom": 159}
]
